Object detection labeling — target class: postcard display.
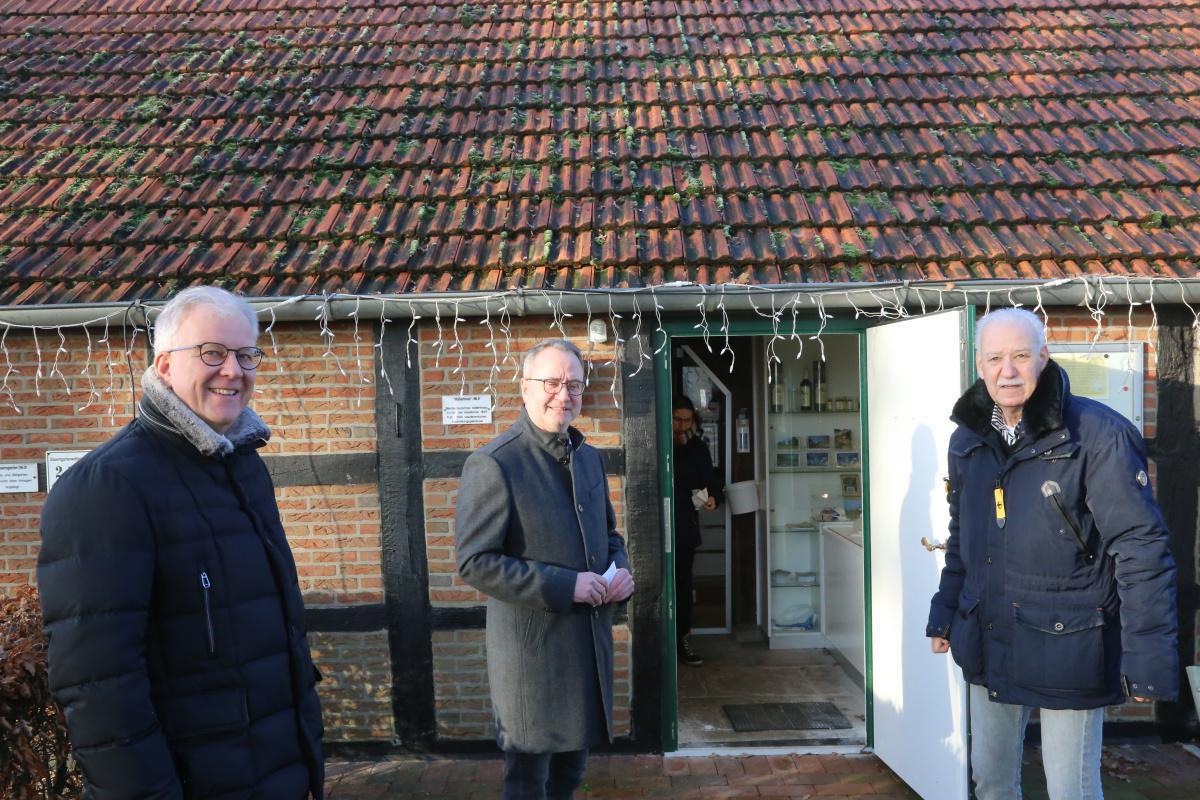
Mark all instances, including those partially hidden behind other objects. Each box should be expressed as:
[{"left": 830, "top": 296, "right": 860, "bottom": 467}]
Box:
[{"left": 765, "top": 334, "right": 863, "bottom": 645}]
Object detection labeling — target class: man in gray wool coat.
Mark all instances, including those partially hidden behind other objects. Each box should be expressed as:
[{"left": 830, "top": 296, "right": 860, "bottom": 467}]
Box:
[{"left": 455, "top": 338, "right": 635, "bottom": 800}]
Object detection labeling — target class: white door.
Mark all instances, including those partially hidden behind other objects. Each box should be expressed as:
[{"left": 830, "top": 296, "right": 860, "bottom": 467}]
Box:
[{"left": 867, "top": 309, "right": 971, "bottom": 800}]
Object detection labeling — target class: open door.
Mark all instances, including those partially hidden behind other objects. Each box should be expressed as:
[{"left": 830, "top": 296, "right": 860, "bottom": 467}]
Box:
[{"left": 866, "top": 309, "right": 972, "bottom": 800}]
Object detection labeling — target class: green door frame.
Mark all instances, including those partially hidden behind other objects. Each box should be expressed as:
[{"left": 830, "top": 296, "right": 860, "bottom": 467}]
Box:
[{"left": 654, "top": 316, "right": 873, "bottom": 752}]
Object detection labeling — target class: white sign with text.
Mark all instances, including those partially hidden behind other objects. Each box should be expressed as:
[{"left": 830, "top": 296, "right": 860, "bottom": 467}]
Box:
[
  {"left": 0, "top": 462, "right": 39, "bottom": 493},
  {"left": 45, "top": 450, "right": 90, "bottom": 493},
  {"left": 441, "top": 394, "right": 493, "bottom": 425}
]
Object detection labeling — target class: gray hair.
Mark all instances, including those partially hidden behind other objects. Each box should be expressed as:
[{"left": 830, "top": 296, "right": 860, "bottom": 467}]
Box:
[
  {"left": 152, "top": 286, "right": 259, "bottom": 355},
  {"left": 522, "top": 338, "right": 584, "bottom": 377},
  {"left": 975, "top": 308, "right": 1046, "bottom": 354}
]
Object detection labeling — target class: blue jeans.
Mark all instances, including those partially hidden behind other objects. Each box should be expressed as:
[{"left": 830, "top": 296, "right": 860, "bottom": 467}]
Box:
[
  {"left": 969, "top": 683, "right": 1105, "bottom": 800},
  {"left": 503, "top": 749, "right": 588, "bottom": 800}
]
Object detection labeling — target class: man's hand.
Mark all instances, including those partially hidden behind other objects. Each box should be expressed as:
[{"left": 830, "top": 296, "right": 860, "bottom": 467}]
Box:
[
  {"left": 930, "top": 636, "right": 950, "bottom": 654},
  {"left": 574, "top": 571, "right": 609, "bottom": 606},
  {"left": 702, "top": 496, "right": 718, "bottom": 511},
  {"left": 606, "top": 568, "right": 635, "bottom": 603}
]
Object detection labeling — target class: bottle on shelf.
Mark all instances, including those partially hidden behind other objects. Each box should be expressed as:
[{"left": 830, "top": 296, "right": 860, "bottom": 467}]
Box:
[
  {"left": 799, "top": 377, "right": 812, "bottom": 411},
  {"left": 770, "top": 379, "right": 785, "bottom": 413}
]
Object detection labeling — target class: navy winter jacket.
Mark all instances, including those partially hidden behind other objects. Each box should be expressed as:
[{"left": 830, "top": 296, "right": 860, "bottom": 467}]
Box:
[
  {"left": 38, "top": 373, "right": 324, "bottom": 800},
  {"left": 927, "top": 361, "right": 1179, "bottom": 709}
]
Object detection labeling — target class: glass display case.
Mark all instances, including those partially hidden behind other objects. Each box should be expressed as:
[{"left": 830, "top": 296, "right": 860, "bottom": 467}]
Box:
[{"left": 765, "top": 334, "right": 863, "bottom": 646}]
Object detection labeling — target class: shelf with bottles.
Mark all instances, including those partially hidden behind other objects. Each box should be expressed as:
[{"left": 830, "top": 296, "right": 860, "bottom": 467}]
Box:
[{"left": 772, "top": 402, "right": 859, "bottom": 417}]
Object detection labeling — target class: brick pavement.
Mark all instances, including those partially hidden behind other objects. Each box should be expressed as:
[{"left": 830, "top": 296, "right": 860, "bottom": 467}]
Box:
[{"left": 324, "top": 744, "right": 1200, "bottom": 799}]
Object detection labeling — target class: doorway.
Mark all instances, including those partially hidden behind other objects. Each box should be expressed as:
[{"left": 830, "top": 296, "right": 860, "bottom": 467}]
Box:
[{"left": 667, "top": 332, "right": 867, "bottom": 750}]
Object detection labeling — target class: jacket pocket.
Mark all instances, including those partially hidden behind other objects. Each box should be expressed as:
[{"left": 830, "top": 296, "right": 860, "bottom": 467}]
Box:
[
  {"left": 160, "top": 688, "right": 249, "bottom": 741},
  {"left": 1011, "top": 604, "right": 1107, "bottom": 692},
  {"left": 521, "top": 607, "right": 550, "bottom": 647},
  {"left": 949, "top": 592, "right": 984, "bottom": 678}
]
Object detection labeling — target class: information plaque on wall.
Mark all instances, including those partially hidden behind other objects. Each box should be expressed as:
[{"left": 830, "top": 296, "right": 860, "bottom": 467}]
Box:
[
  {"left": 0, "top": 462, "right": 38, "bottom": 493},
  {"left": 1048, "top": 343, "right": 1144, "bottom": 431},
  {"left": 441, "top": 394, "right": 493, "bottom": 425},
  {"left": 45, "top": 450, "right": 90, "bottom": 493}
]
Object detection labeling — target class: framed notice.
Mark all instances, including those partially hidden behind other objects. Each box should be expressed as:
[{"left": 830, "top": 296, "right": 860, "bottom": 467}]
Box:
[
  {"left": 45, "top": 450, "right": 90, "bottom": 493},
  {"left": 1049, "top": 343, "right": 1143, "bottom": 432}
]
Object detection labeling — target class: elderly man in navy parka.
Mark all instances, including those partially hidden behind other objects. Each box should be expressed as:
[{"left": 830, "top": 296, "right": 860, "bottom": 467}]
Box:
[
  {"left": 38, "top": 286, "right": 323, "bottom": 799},
  {"left": 927, "top": 308, "right": 1178, "bottom": 800}
]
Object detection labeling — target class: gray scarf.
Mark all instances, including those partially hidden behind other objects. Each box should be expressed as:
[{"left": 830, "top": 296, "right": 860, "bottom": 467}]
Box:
[{"left": 139, "top": 367, "right": 270, "bottom": 457}]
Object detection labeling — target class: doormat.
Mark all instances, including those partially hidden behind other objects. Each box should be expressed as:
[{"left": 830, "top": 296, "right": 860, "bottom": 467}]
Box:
[{"left": 722, "top": 702, "right": 851, "bottom": 732}]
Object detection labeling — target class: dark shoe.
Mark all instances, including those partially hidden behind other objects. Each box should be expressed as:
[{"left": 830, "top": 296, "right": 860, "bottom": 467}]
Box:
[{"left": 678, "top": 636, "right": 704, "bottom": 666}]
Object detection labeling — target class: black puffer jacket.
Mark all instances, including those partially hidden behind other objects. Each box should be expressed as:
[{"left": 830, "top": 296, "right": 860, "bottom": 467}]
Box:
[{"left": 38, "top": 369, "right": 323, "bottom": 800}]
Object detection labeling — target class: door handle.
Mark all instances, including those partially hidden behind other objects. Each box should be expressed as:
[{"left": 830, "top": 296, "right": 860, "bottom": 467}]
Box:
[{"left": 920, "top": 536, "right": 947, "bottom": 552}]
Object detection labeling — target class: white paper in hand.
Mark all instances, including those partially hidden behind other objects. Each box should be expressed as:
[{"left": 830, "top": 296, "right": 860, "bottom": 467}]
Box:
[
  {"left": 690, "top": 488, "right": 709, "bottom": 510},
  {"left": 602, "top": 562, "right": 618, "bottom": 583}
]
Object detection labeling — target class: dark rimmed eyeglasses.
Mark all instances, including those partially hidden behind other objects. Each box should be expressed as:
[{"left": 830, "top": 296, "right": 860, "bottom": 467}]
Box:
[
  {"left": 164, "top": 342, "right": 264, "bottom": 370},
  {"left": 524, "top": 377, "right": 585, "bottom": 396}
]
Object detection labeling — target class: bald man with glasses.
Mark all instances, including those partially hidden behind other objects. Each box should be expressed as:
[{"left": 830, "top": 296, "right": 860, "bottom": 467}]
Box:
[{"left": 456, "top": 338, "right": 634, "bottom": 799}]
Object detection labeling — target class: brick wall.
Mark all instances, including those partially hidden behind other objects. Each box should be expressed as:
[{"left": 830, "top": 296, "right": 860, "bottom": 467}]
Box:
[
  {"left": 419, "top": 318, "right": 634, "bottom": 739},
  {"left": 309, "top": 631, "right": 394, "bottom": 742},
  {"left": 417, "top": 318, "right": 622, "bottom": 449},
  {"left": 0, "top": 327, "right": 142, "bottom": 590},
  {"left": 277, "top": 484, "right": 382, "bottom": 604},
  {"left": 254, "top": 324, "right": 377, "bottom": 455}
]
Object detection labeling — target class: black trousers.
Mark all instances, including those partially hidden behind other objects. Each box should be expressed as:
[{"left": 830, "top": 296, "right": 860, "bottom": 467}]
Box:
[
  {"left": 503, "top": 749, "right": 589, "bottom": 800},
  {"left": 676, "top": 543, "right": 698, "bottom": 647}
]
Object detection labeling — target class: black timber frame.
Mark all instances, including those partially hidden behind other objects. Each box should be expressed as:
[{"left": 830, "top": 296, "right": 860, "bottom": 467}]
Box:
[
  {"left": 375, "top": 321, "right": 437, "bottom": 748},
  {"left": 619, "top": 318, "right": 666, "bottom": 750}
]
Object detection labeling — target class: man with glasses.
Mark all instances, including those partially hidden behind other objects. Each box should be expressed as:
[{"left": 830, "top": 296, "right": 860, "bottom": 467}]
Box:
[
  {"left": 456, "top": 338, "right": 634, "bottom": 799},
  {"left": 39, "top": 286, "right": 324, "bottom": 799}
]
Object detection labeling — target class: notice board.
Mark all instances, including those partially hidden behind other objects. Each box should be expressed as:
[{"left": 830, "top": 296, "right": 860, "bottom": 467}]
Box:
[{"left": 1048, "top": 343, "right": 1144, "bottom": 432}]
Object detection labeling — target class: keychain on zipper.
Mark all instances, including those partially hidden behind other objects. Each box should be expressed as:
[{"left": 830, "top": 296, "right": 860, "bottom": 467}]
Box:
[{"left": 994, "top": 482, "right": 1006, "bottom": 528}]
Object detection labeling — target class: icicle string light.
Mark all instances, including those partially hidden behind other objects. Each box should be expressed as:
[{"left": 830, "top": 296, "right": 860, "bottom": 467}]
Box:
[{"left": 0, "top": 279, "right": 1192, "bottom": 418}]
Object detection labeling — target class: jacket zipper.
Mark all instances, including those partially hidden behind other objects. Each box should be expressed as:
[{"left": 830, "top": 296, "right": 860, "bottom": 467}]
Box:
[
  {"left": 1046, "top": 494, "right": 1095, "bottom": 562},
  {"left": 200, "top": 571, "right": 215, "bottom": 655}
]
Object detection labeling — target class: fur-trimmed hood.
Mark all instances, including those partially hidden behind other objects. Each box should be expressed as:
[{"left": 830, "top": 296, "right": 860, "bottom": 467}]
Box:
[
  {"left": 951, "top": 359, "right": 1069, "bottom": 441},
  {"left": 138, "top": 366, "right": 270, "bottom": 457}
]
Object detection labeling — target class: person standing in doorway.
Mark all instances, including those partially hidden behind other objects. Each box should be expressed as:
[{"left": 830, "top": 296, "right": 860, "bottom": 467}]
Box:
[
  {"left": 38, "top": 286, "right": 324, "bottom": 799},
  {"left": 927, "top": 307, "right": 1178, "bottom": 800},
  {"left": 456, "top": 338, "right": 634, "bottom": 800},
  {"left": 672, "top": 396, "right": 723, "bottom": 667}
]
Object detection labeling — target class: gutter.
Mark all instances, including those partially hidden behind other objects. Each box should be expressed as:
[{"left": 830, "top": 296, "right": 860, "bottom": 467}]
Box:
[{"left": 1, "top": 277, "right": 1199, "bottom": 328}]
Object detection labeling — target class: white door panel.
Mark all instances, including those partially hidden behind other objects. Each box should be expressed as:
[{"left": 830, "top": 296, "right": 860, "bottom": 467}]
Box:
[{"left": 867, "top": 309, "right": 970, "bottom": 800}]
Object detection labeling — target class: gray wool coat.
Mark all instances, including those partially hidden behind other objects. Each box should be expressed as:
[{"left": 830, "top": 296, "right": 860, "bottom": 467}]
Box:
[{"left": 455, "top": 409, "right": 630, "bottom": 753}]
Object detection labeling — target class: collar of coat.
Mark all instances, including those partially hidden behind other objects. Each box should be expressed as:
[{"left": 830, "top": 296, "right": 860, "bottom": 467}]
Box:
[
  {"left": 517, "top": 406, "right": 585, "bottom": 457},
  {"left": 138, "top": 366, "right": 271, "bottom": 457},
  {"left": 951, "top": 359, "right": 1068, "bottom": 442}
]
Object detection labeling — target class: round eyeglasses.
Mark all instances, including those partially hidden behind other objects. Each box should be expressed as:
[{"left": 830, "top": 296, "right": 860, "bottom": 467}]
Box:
[
  {"left": 524, "top": 377, "right": 585, "bottom": 396},
  {"left": 164, "top": 342, "right": 264, "bottom": 370}
]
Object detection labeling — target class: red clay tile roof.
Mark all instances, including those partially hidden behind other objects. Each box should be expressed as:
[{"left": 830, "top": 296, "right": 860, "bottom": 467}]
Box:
[{"left": 1, "top": 0, "right": 1199, "bottom": 305}]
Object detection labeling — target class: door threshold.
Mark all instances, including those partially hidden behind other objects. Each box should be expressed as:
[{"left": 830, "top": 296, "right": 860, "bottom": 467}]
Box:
[{"left": 672, "top": 743, "right": 870, "bottom": 757}]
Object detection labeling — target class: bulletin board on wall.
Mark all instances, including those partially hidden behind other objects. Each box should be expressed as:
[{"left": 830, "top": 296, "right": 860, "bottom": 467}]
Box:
[{"left": 1048, "top": 343, "right": 1144, "bottom": 432}]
